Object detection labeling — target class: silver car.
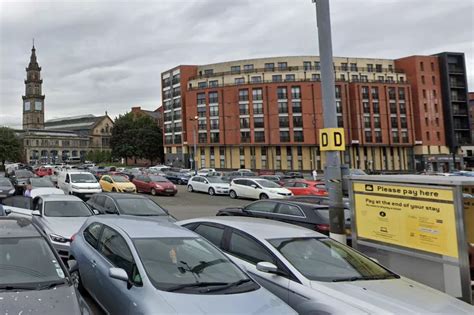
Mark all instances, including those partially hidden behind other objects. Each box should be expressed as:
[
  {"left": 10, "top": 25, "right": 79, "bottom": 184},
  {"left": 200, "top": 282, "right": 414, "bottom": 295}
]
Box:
[
  {"left": 31, "top": 194, "right": 96, "bottom": 260},
  {"left": 179, "top": 217, "right": 474, "bottom": 314},
  {"left": 69, "top": 216, "right": 297, "bottom": 315}
]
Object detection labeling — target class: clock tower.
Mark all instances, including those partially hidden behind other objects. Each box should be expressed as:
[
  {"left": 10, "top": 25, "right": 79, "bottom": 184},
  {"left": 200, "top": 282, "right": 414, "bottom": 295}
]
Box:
[{"left": 22, "top": 43, "right": 45, "bottom": 130}]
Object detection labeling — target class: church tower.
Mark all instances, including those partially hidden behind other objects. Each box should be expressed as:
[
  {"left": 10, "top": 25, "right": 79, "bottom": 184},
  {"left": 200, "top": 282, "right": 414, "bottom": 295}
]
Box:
[{"left": 22, "top": 43, "right": 45, "bottom": 130}]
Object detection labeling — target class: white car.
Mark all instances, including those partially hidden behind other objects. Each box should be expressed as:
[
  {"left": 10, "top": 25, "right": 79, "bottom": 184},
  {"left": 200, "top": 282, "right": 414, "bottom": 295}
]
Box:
[
  {"left": 57, "top": 171, "right": 102, "bottom": 199},
  {"left": 179, "top": 217, "right": 474, "bottom": 315},
  {"left": 197, "top": 168, "right": 216, "bottom": 176},
  {"left": 187, "top": 176, "right": 229, "bottom": 195},
  {"left": 229, "top": 178, "right": 292, "bottom": 200}
]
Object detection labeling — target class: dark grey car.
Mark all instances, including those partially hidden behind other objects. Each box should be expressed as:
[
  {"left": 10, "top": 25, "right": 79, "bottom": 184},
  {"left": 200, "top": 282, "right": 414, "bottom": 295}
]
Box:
[
  {"left": 0, "top": 217, "right": 89, "bottom": 314},
  {"left": 0, "top": 177, "right": 15, "bottom": 199}
]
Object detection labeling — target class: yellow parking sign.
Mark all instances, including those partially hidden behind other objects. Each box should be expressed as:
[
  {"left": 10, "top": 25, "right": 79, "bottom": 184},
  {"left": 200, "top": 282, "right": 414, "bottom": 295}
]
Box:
[{"left": 319, "top": 128, "right": 345, "bottom": 151}]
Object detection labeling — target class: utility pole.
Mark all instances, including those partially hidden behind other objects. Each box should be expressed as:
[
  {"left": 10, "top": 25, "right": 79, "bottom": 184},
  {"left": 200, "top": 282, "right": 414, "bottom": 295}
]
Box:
[{"left": 312, "top": 0, "right": 346, "bottom": 243}]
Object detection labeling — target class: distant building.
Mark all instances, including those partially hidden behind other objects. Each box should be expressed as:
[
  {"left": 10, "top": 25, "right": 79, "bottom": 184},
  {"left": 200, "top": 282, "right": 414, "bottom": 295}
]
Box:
[{"left": 18, "top": 45, "right": 113, "bottom": 164}]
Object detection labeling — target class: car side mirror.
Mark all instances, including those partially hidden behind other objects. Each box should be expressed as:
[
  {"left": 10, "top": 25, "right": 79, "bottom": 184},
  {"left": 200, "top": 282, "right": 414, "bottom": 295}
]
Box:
[
  {"left": 93, "top": 209, "right": 99, "bottom": 215},
  {"left": 31, "top": 210, "right": 41, "bottom": 216},
  {"left": 4, "top": 208, "right": 11, "bottom": 216},
  {"left": 251, "top": 184, "right": 257, "bottom": 189},
  {"left": 109, "top": 267, "right": 129, "bottom": 282},
  {"left": 256, "top": 261, "right": 278, "bottom": 274}
]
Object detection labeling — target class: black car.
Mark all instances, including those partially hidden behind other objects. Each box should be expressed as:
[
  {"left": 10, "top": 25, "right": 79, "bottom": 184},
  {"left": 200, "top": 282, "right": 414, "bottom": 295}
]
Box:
[
  {"left": 216, "top": 199, "right": 351, "bottom": 236},
  {"left": 86, "top": 192, "right": 176, "bottom": 220},
  {"left": 164, "top": 171, "right": 190, "bottom": 185},
  {"left": 0, "top": 177, "right": 15, "bottom": 199},
  {"left": 0, "top": 217, "right": 90, "bottom": 314}
]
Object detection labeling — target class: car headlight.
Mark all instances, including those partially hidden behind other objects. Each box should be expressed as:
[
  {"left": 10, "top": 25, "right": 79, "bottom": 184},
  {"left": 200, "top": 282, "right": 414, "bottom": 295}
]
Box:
[
  {"left": 8, "top": 189, "right": 15, "bottom": 194},
  {"left": 50, "top": 233, "right": 70, "bottom": 243},
  {"left": 173, "top": 185, "right": 177, "bottom": 189},
  {"left": 155, "top": 184, "right": 163, "bottom": 189}
]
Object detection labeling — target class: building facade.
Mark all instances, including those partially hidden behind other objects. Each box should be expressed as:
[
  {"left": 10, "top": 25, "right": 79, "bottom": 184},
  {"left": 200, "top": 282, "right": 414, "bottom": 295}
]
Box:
[{"left": 18, "top": 45, "right": 113, "bottom": 164}]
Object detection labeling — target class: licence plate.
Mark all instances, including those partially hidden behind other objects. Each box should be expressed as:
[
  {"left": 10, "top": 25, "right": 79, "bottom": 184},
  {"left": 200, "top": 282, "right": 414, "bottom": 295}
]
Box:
[
  {"left": 84, "top": 194, "right": 91, "bottom": 198},
  {"left": 166, "top": 189, "right": 174, "bottom": 192},
  {"left": 0, "top": 194, "right": 6, "bottom": 198}
]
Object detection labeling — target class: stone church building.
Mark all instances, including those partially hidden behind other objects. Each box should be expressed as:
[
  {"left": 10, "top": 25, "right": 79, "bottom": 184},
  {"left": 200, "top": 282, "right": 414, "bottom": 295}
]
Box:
[{"left": 17, "top": 45, "right": 113, "bottom": 164}]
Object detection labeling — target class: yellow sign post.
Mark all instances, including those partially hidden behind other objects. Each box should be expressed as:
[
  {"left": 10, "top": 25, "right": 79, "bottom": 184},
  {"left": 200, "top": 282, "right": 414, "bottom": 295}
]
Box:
[
  {"left": 353, "top": 182, "right": 458, "bottom": 258},
  {"left": 319, "top": 128, "right": 345, "bottom": 151}
]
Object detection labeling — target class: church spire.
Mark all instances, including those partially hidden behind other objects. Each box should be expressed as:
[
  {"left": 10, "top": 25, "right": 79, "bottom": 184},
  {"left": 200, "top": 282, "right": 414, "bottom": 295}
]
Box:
[{"left": 27, "top": 41, "right": 41, "bottom": 71}]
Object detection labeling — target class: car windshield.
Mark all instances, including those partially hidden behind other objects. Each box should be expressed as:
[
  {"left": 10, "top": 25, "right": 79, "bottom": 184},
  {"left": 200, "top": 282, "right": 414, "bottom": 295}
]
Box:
[
  {"left": 111, "top": 175, "right": 129, "bottom": 182},
  {"left": 71, "top": 173, "right": 97, "bottom": 183},
  {"left": 44, "top": 201, "right": 93, "bottom": 217},
  {"left": 241, "top": 172, "right": 256, "bottom": 177},
  {"left": 0, "top": 178, "right": 12, "bottom": 186},
  {"left": 269, "top": 237, "right": 395, "bottom": 282},
  {"left": 206, "top": 177, "right": 226, "bottom": 183},
  {"left": 254, "top": 179, "right": 281, "bottom": 188},
  {"left": 15, "top": 170, "right": 33, "bottom": 178},
  {"left": 149, "top": 176, "right": 169, "bottom": 182},
  {"left": 30, "top": 178, "right": 54, "bottom": 187},
  {"left": 0, "top": 236, "right": 66, "bottom": 287},
  {"left": 116, "top": 198, "right": 167, "bottom": 216},
  {"left": 133, "top": 237, "right": 252, "bottom": 292}
]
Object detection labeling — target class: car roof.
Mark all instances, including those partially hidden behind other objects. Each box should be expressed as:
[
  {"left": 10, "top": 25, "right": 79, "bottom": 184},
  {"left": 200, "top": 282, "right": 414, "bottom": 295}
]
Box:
[
  {"left": 37, "top": 194, "right": 83, "bottom": 202},
  {"left": 0, "top": 217, "right": 41, "bottom": 238},
  {"left": 95, "top": 192, "right": 149, "bottom": 200},
  {"left": 180, "top": 216, "right": 325, "bottom": 239},
  {"left": 89, "top": 216, "right": 197, "bottom": 239}
]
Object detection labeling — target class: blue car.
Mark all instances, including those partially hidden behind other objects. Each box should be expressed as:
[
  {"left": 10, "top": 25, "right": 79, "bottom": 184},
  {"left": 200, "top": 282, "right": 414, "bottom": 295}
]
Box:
[{"left": 164, "top": 171, "right": 190, "bottom": 185}]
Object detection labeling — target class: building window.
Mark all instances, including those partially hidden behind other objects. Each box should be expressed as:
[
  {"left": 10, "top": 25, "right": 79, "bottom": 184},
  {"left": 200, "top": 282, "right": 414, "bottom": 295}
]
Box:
[
  {"left": 431, "top": 62, "right": 435, "bottom": 71},
  {"left": 243, "top": 64, "right": 254, "bottom": 72},
  {"left": 210, "top": 133, "right": 219, "bottom": 143},
  {"left": 363, "top": 101, "right": 370, "bottom": 114},
  {"left": 401, "top": 116, "right": 408, "bottom": 128},
  {"left": 272, "top": 75, "right": 282, "bottom": 82},
  {"left": 375, "top": 131, "right": 382, "bottom": 143},
  {"left": 367, "top": 64, "right": 373, "bottom": 72},
  {"left": 437, "top": 132, "right": 440, "bottom": 141},
  {"left": 294, "top": 131, "right": 304, "bottom": 142},
  {"left": 291, "top": 86, "right": 301, "bottom": 99},
  {"left": 375, "top": 64, "right": 382, "bottom": 72},
  {"left": 351, "top": 75, "right": 359, "bottom": 82},
  {"left": 314, "top": 61, "right": 320, "bottom": 70},
  {"left": 392, "top": 131, "right": 399, "bottom": 143},
  {"left": 277, "top": 62, "right": 287, "bottom": 70},
  {"left": 292, "top": 101, "right": 302, "bottom": 113},
  {"left": 293, "top": 116, "right": 303, "bottom": 128},
  {"left": 340, "top": 74, "right": 345, "bottom": 80},
  {"left": 204, "top": 69, "right": 213, "bottom": 75},
  {"left": 254, "top": 131, "right": 265, "bottom": 143},
  {"left": 209, "top": 80, "right": 218, "bottom": 87},
  {"left": 285, "top": 74, "right": 295, "bottom": 82},
  {"left": 303, "top": 61, "right": 312, "bottom": 70},
  {"left": 198, "top": 81, "right": 208, "bottom": 88},
  {"left": 432, "top": 76, "right": 436, "bottom": 85},
  {"left": 209, "top": 91, "right": 218, "bottom": 103},
  {"left": 253, "top": 103, "right": 263, "bottom": 114},
  {"left": 277, "top": 87, "right": 287, "bottom": 100},
  {"left": 360, "top": 75, "right": 368, "bottom": 82},
  {"left": 388, "top": 64, "right": 393, "bottom": 72},
  {"left": 388, "top": 87, "right": 396, "bottom": 100},
  {"left": 399, "top": 103, "right": 406, "bottom": 114},
  {"left": 336, "top": 101, "right": 342, "bottom": 113},
  {"left": 377, "top": 76, "right": 384, "bottom": 82},
  {"left": 254, "top": 117, "right": 264, "bottom": 128},
  {"left": 374, "top": 116, "right": 381, "bottom": 128},
  {"left": 391, "top": 117, "right": 399, "bottom": 129},
  {"left": 435, "top": 117, "right": 439, "bottom": 127},
  {"left": 197, "top": 106, "right": 206, "bottom": 117},
  {"left": 279, "top": 116, "right": 289, "bottom": 128},
  {"left": 371, "top": 87, "right": 379, "bottom": 100},
  {"left": 278, "top": 102, "right": 288, "bottom": 114},
  {"left": 398, "top": 88, "right": 405, "bottom": 100},
  {"left": 239, "top": 104, "right": 249, "bottom": 115},
  {"left": 426, "top": 132, "right": 430, "bottom": 141},
  {"left": 231, "top": 65, "right": 241, "bottom": 74},
  {"left": 209, "top": 105, "right": 219, "bottom": 117},
  {"left": 265, "top": 63, "right": 275, "bottom": 71},
  {"left": 239, "top": 89, "right": 249, "bottom": 101},
  {"left": 312, "top": 73, "right": 320, "bottom": 81},
  {"left": 235, "top": 77, "right": 244, "bottom": 84},
  {"left": 341, "top": 63, "right": 348, "bottom": 71},
  {"left": 350, "top": 63, "right": 358, "bottom": 71},
  {"left": 402, "top": 131, "right": 408, "bottom": 143},
  {"left": 250, "top": 76, "right": 262, "bottom": 83},
  {"left": 421, "top": 75, "right": 425, "bottom": 84},
  {"left": 420, "top": 62, "right": 424, "bottom": 71},
  {"left": 335, "top": 86, "right": 341, "bottom": 99},
  {"left": 240, "top": 117, "right": 250, "bottom": 129},
  {"left": 252, "top": 88, "right": 263, "bottom": 101},
  {"left": 198, "top": 120, "right": 207, "bottom": 130},
  {"left": 364, "top": 116, "right": 371, "bottom": 128},
  {"left": 241, "top": 131, "right": 250, "bottom": 143},
  {"left": 433, "top": 89, "right": 437, "bottom": 98},
  {"left": 198, "top": 133, "right": 207, "bottom": 143},
  {"left": 210, "top": 118, "right": 219, "bottom": 130},
  {"left": 362, "top": 86, "right": 369, "bottom": 99},
  {"left": 280, "top": 131, "right": 290, "bottom": 142},
  {"left": 365, "top": 131, "right": 372, "bottom": 142}
]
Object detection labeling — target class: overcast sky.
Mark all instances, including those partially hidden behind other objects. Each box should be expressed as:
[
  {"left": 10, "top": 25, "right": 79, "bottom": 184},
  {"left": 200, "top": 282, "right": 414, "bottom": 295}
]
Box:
[{"left": 1, "top": 0, "right": 473, "bottom": 129}]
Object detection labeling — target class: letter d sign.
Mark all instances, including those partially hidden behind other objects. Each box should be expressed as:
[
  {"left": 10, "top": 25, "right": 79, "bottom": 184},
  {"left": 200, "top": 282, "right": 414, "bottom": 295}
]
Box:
[{"left": 319, "top": 128, "right": 345, "bottom": 151}]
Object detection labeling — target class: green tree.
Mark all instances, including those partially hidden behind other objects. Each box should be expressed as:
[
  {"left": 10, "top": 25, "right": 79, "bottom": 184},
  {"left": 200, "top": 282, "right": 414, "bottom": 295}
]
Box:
[
  {"left": 0, "top": 127, "right": 23, "bottom": 170},
  {"left": 110, "top": 112, "right": 163, "bottom": 165}
]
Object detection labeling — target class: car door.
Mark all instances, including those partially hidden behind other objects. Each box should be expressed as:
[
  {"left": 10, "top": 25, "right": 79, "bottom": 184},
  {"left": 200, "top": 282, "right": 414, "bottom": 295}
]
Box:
[
  {"left": 94, "top": 226, "right": 144, "bottom": 314},
  {"left": 244, "top": 201, "right": 278, "bottom": 220},
  {"left": 78, "top": 223, "right": 104, "bottom": 294},
  {"left": 272, "top": 203, "right": 309, "bottom": 228},
  {"left": 224, "top": 229, "right": 291, "bottom": 304},
  {"left": 103, "top": 197, "right": 119, "bottom": 214},
  {"left": 233, "top": 179, "right": 248, "bottom": 198},
  {"left": 201, "top": 177, "right": 210, "bottom": 192},
  {"left": 133, "top": 175, "right": 146, "bottom": 192},
  {"left": 194, "top": 176, "right": 205, "bottom": 192},
  {"left": 101, "top": 176, "right": 113, "bottom": 192},
  {"left": 246, "top": 180, "right": 260, "bottom": 199},
  {"left": 291, "top": 182, "right": 308, "bottom": 195}
]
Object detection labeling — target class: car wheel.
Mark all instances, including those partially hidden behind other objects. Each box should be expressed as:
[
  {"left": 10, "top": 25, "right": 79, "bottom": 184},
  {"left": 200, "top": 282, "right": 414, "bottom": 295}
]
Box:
[
  {"left": 70, "top": 269, "right": 84, "bottom": 293},
  {"left": 187, "top": 185, "right": 194, "bottom": 192},
  {"left": 112, "top": 188, "right": 116, "bottom": 192},
  {"left": 208, "top": 187, "right": 215, "bottom": 196},
  {"left": 229, "top": 190, "right": 237, "bottom": 199},
  {"left": 151, "top": 188, "right": 157, "bottom": 196},
  {"left": 178, "top": 179, "right": 182, "bottom": 185},
  {"left": 259, "top": 193, "right": 269, "bottom": 200}
]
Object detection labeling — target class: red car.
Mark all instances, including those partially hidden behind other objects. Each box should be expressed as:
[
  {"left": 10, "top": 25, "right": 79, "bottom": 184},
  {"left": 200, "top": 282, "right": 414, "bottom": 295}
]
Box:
[
  {"left": 133, "top": 174, "right": 177, "bottom": 196},
  {"left": 283, "top": 180, "right": 328, "bottom": 196},
  {"left": 35, "top": 167, "right": 53, "bottom": 177}
]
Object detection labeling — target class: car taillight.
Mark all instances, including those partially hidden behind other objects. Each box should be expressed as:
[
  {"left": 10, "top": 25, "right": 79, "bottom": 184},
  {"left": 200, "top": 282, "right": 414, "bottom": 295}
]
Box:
[
  {"left": 315, "top": 224, "right": 330, "bottom": 232},
  {"left": 71, "top": 233, "right": 77, "bottom": 242}
]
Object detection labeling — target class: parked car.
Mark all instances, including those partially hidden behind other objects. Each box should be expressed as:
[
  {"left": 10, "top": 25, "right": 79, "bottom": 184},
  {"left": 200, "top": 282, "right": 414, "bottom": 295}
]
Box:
[
  {"left": 9, "top": 169, "right": 35, "bottom": 192},
  {"left": 180, "top": 217, "right": 474, "bottom": 314},
  {"left": 133, "top": 174, "right": 177, "bottom": 196},
  {"left": 197, "top": 168, "right": 216, "bottom": 176},
  {"left": 283, "top": 171, "right": 304, "bottom": 179},
  {"left": 57, "top": 171, "right": 102, "bottom": 199},
  {"left": 179, "top": 168, "right": 195, "bottom": 176},
  {"left": 164, "top": 171, "right": 190, "bottom": 185},
  {"left": 226, "top": 171, "right": 257, "bottom": 181},
  {"left": 99, "top": 174, "right": 136, "bottom": 193},
  {"left": 0, "top": 217, "right": 90, "bottom": 314},
  {"left": 43, "top": 174, "right": 59, "bottom": 187},
  {"left": 35, "top": 166, "right": 53, "bottom": 177},
  {"left": 28, "top": 177, "right": 55, "bottom": 189},
  {"left": 259, "top": 175, "right": 281, "bottom": 183},
  {"left": 123, "top": 168, "right": 142, "bottom": 181},
  {"left": 216, "top": 199, "right": 351, "bottom": 236},
  {"left": 86, "top": 193, "right": 174, "bottom": 220},
  {"left": 0, "top": 177, "right": 15, "bottom": 199},
  {"left": 187, "top": 176, "right": 230, "bottom": 195},
  {"left": 69, "top": 216, "right": 296, "bottom": 315},
  {"left": 282, "top": 180, "right": 328, "bottom": 196},
  {"left": 229, "top": 178, "right": 293, "bottom": 200}
]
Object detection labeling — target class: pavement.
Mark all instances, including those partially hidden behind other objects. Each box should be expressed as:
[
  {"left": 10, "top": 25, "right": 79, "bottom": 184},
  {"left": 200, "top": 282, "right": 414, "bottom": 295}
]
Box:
[{"left": 83, "top": 185, "right": 252, "bottom": 314}]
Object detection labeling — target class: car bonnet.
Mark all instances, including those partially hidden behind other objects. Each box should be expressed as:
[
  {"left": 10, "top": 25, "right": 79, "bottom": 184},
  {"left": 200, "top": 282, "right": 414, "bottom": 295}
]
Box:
[{"left": 41, "top": 216, "right": 90, "bottom": 239}]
